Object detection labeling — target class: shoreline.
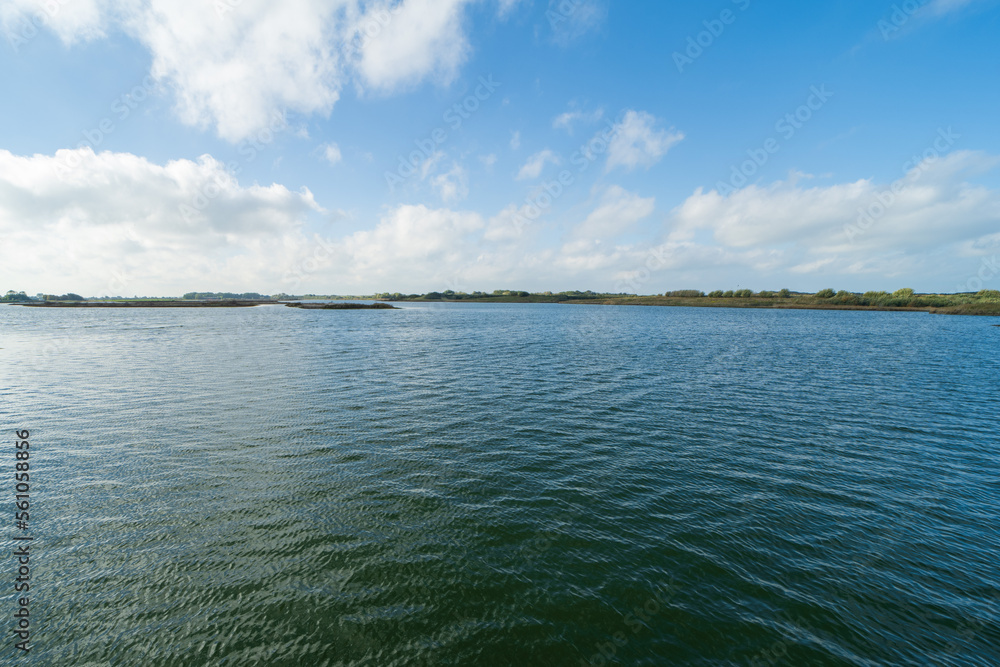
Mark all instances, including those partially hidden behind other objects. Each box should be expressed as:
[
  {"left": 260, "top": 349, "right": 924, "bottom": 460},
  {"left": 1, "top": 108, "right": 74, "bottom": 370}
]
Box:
[
  {"left": 14, "top": 300, "right": 398, "bottom": 310},
  {"left": 10, "top": 298, "right": 999, "bottom": 317},
  {"left": 16, "top": 300, "right": 279, "bottom": 308}
]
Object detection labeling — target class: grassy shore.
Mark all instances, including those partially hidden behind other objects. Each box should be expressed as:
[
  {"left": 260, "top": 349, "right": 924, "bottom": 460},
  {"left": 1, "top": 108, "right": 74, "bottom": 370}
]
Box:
[
  {"left": 384, "top": 290, "right": 1000, "bottom": 316},
  {"left": 15, "top": 300, "right": 398, "bottom": 310},
  {"left": 565, "top": 295, "right": 1000, "bottom": 316},
  {"left": 17, "top": 300, "right": 277, "bottom": 308}
]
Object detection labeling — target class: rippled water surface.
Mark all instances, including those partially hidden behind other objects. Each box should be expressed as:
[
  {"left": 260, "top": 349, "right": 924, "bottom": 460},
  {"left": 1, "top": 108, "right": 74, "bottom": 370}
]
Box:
[{"left": 2, "top": 303, "right": 998, "bottom": 666}]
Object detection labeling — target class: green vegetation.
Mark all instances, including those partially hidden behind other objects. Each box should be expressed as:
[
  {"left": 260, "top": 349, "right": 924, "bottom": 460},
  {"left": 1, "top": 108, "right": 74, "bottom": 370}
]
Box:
[
  {"left": 375, "top": 290, "right": 625, "bottom": 303},
  {"left": 182, "top": 292, "right": 269, "bottom": 300},
  {"left": 7, "top": 287, "right": 1000, "bottom": 317},
  {"left": 372, "top": 287, "right": 1000, "bottom": 317},
  {"left": 2, "top": 290, "right": 33, "bottom": 303}
]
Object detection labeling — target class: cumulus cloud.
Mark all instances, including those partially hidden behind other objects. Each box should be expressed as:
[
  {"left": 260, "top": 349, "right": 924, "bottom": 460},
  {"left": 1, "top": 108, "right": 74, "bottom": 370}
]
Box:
[
  {"left": 484, "top": 203, "right": 536, "bottom": 242},
  {"left": 516, "top": 149, "right": 560, "bottom": 180},
  {"left": 331, "top": 204, "right": 485, "bottom": 288},
  {"left": 1, "top": 0, "right": 108, "bottom": 45},
  {"left": 606, "top": 111, "right": 684, "bottom": 172},
  {"left": 667, "top": 150, "right": 1000, "bottom": 274},
  {"left": 353, "top": 0, "right": 470, "bottom": 93},
  {"left": 672, "top": 151, "right": 1000, "bottom": 249},
  {"left": 565, "top": 186, "right": 655, "bottom": 248},
  {"left": 5, "top": 146, "right": 999, "bottom": 296},
  {"left": 0, "top": 148, "right": 489, "bottom": 294},
  {"left": 7, "top": 0, "right": 489, "bottom": 142},
  {"left": 0, "top": 148, "right": 321, "bottom": 294}
]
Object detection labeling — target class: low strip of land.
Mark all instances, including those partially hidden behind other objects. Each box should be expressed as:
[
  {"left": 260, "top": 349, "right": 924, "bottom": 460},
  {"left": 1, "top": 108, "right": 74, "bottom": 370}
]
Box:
[
  {"left": 14, "top": 300, "right": 397, "bottom": 310},
  {"left": 7, "top": 290, "right": 1000, "bottom": 316},
  {"left": 17, "top": 300, "right": 277, "bottom": 308},
  {"left": 287, "top": 302, "right": 397, "bottom": 310},
  {"left": 381, "top": 290, "right": 1000, "bottom": 316}
]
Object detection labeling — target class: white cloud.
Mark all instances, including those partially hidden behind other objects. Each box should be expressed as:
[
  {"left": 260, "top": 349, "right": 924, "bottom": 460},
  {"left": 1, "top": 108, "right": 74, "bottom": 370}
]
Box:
[
  {"left": 516, "top": 149, "right": 560, "bottom": 180},
  {"left": 496, "top": 0, "right": 525, "bottom": 19},
  {"left": 431, "top": 163, "right": 469, "bottom": 203},
  {"left": 333, "top": 204, "right": 485, "bottom": 288},
  {"left": 0, "top": 148, "right": 322, "bottom": 294},
  {"left": 479, "top": 153, "right": 498, "bottom": 169},
  {"left": 484, "top": 203, "right": 535, "bottom": 242},
  {"left": 1, "top": 0, "right": 107, "bottom": 45},
  {"left": 568, "top": 186, "right": 655, "bottom": 244},
  {"left": 323, "top": 142, "right": 342, "bottom": 165},
  {"left": 12, "top": 0, "right": 485, "bottom": 142},
  {"left": 546, "top": 0, "right": 607, "bottom": 46},
  {"left": 606, "top": 111, "right": 684, "bottom": 172},
  {"left": 5, "top": 147, "right": 999, "bottom": 296},
  {"left": 510, "top": 131, "right": 521, "bottom": 150},
  {"left": 553, "top": 108, "right": 603, "bottom": 134},
  {"left": 419, "top": 151, "right": 447, "bottom": 180},
  {"left": 353, "top": 0, "right": 471, "bottom": 93},
  {"left": 668, "top": 151, "right": 1000, "bottom": 271}
]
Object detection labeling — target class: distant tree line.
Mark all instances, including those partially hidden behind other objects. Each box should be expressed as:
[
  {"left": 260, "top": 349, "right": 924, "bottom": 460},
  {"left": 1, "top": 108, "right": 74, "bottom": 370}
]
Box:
[
  {"left": 182, "top": 292, "right": 270, "bottom": 300},
  {"left": 4, "top": 291, "right": 89, "bottom": 302},
  {"left": 375, "top": 289, "right": 629, "bottom": 302},
  {"left": 2, "top": 290, "right": 34, "bottom": 302}
]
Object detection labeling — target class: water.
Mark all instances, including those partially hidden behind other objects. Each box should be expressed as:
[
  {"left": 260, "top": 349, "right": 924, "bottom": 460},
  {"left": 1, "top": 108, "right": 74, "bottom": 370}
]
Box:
[{"left": 1, "top": 303, "right": 998, "bottom": 666}]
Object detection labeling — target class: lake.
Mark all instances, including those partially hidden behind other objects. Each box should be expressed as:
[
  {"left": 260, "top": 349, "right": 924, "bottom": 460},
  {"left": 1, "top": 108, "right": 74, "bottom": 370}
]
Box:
[{"left": 1, "top": 303, "right": 998, "bottom": 665}]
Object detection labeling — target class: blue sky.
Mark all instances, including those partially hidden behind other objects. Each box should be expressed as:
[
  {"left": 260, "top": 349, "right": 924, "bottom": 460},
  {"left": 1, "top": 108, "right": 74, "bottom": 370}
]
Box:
[{"left": 1, "top": 0, "right": 998, "bottom": 296}]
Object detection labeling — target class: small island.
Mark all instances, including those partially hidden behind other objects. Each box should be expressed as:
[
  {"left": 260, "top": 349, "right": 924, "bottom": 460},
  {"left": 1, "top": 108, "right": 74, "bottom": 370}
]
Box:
[{"left": 286, "top": 302, "right": 397, "bottom": 310}]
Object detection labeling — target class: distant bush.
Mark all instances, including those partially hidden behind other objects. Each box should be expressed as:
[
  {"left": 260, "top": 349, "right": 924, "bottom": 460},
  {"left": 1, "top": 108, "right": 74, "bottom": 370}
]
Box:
[
  {"left": 758, "top": 290, "right": 774, "bottom": 298},
  {"left": 779, "top": 288, "right": 791, "bottom": 298},
  {"left": 893, "top": 288, "right": 915, "bottom": 298},
  {"left": 863, "top": 291, "right": 891, "bottom": 306},
  {"left": 976, "top": 289, "right": 1000, "bottom": 300},
  {"left": 666, "top": 290, "right": 705, "bottom": 298},
  {"left": 2, "top": 290, "right": 33, "bottom": 303},
  {"left": 708, "top": 290, "right": 724, "bottom": 298},
  {"left": 832, "top": 291, "right": 861, "bottom": 305},
  {"left": 815, "top": 288, "right": 836, "bottom": 298},
  {"left": 734, "top": 289, "right": 754, "bottom": 298},
  {"left": 722, "top": 291, "right": 734, "bottom": 298}
]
